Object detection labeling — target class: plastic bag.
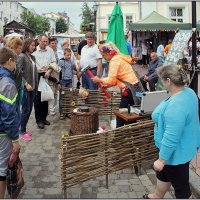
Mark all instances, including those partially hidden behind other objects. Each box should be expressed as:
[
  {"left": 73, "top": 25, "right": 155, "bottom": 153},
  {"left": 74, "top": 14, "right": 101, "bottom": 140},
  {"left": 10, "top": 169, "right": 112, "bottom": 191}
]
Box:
[{"left": 38, "top": 77, "right": 54, "bottom": 102}]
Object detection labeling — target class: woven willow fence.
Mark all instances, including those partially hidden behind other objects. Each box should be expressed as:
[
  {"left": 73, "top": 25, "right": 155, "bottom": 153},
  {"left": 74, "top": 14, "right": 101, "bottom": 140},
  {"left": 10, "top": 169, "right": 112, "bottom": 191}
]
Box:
[
  {"left": 60, "top": 120, "right": 157, "bottom": 197},
  {"left": 61, "top": 88, "right": 121, "bottom": 116}
]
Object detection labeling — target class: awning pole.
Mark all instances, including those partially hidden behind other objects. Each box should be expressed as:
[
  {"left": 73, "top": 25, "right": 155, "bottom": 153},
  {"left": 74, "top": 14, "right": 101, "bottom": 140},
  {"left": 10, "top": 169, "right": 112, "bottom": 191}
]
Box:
[{"left": 190, "top": 1, "right": 198, "bottom": 94}]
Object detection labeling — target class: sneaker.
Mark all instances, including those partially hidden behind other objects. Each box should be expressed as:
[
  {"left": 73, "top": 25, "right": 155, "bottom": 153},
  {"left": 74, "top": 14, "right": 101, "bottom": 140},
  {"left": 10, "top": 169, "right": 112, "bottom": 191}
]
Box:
[
  {"left": 50, "top": 111, "right": 56, "bottom": 116},
  {"left": 59, "top": 114, "right": 64, "bottom": 120},
  {"left": 20, "top": 134, "right": 31, "bottom": 141},
  {"left": 26, "top": 130, "right": 32, "bottom": 136}
]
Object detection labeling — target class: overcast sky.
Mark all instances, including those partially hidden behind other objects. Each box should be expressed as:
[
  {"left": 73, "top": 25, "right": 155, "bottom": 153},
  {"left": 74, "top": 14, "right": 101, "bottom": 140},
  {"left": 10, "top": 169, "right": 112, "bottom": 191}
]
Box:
[{"left": 20, "top": 2, "right": 94, "bottom": 31}]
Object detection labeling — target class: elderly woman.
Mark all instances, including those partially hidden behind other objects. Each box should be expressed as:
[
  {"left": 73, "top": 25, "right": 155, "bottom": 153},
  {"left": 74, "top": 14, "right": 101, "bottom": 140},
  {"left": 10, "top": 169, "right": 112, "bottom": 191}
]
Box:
[
  {"left": 6, "top": 37, "right": 23, "bottom": 105},
  {"left": 143, "top": 65, "right": 200, "bottom": 199},
  {"left": 92, "top": 42, "right": 138, "bottom": 127}
]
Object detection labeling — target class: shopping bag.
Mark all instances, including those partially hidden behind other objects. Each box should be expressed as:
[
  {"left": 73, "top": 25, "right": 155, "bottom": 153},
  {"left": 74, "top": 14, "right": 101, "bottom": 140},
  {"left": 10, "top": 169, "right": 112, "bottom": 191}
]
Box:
[
  {"left": 7, "top": 154, "right": 24, "bottom": 199},
  {"left": 38, "top": 77, "right": 54, "bottom": 102}
]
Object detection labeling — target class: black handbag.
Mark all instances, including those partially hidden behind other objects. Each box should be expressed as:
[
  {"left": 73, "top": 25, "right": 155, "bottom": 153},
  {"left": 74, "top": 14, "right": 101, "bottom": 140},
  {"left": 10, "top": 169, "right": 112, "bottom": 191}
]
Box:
[{"left": 6, "top": 155, "right": 24, "bottom": 199}]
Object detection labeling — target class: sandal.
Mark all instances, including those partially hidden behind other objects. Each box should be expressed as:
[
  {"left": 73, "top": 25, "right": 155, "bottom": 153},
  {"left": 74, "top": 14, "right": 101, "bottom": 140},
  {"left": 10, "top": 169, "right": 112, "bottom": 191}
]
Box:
[{"left": 143, "top": 194, "right": 150, "bottom": 199}]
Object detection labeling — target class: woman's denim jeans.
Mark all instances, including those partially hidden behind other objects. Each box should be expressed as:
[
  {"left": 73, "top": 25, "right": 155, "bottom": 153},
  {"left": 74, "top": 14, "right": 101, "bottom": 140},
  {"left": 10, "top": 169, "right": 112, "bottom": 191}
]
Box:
[
  {"left": 20, "top": 89, "right": 35, "bottom": 134},
  {"left": 82, "top": 68, "right": 98, "bottom": 90}
]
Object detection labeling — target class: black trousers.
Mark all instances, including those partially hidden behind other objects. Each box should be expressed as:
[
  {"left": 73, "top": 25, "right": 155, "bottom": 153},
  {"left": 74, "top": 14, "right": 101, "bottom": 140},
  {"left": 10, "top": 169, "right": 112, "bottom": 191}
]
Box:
[
  {"left": 156, "top": 162, "right": 191, "bottom": 199},
  {"left": 116, "top": 89, "right": 134, "bottom": 128},
  {"left": 140, "top": 76, "right": 158, "bottom": 91},
  {"left": 34, "top": 91, "right": 48, "bottom": 124},
  {"left": 142, "top": 54, "right": 147, "bottom": 65}
]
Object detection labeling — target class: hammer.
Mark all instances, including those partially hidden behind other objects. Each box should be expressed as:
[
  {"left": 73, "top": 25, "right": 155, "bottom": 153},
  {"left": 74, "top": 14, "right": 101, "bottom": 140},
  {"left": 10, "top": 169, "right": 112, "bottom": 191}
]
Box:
[{"left": 81, "top": 65, "right": 111, "bottom": 102}]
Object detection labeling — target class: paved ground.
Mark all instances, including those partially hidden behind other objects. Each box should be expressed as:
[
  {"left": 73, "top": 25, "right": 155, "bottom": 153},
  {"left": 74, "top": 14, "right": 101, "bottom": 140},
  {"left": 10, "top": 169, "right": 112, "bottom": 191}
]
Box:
[
  {"left": 14, "top": 64, "right": 199, "bottom": 198},
  {"left": 18, "top": 113, "right": 176, "bottom": 199}
]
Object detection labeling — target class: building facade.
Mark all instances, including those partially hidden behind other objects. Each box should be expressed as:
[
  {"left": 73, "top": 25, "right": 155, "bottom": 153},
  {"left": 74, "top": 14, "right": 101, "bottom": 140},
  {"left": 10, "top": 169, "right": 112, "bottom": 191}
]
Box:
[
  {"left": 95, "top": 1, "right": 200, "bottom": 42},
  {"left": 95, "top": 2, "right": 139, "bottom": 42},
  {"left": 141, "top": 2, "right": 192, "bottom": 23},
  {"left": 0, "top": 1, "right": 27, "bottom": 35},
  {"left": 47, "top": 18, "right": 56, "bottom": 36},
  {"left": 43, "top": 12, "right": 79, "bottom": 35}
]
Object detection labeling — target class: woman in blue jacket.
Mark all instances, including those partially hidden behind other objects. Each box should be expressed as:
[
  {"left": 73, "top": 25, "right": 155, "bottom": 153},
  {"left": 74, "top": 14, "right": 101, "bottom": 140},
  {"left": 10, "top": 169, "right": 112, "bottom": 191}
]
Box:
[{"left": 143, "top": 64, "right": 200, "bottom": 199}]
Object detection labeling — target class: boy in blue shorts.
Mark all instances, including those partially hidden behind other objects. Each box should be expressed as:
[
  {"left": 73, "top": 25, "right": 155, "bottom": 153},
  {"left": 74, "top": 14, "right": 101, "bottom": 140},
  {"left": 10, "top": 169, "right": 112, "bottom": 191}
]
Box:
[
  {"left": 0, "top": 47, "right": 20, "bottom": 198},
  {"left": 58, "top": 48, "right": 77, "bottom": 119}
]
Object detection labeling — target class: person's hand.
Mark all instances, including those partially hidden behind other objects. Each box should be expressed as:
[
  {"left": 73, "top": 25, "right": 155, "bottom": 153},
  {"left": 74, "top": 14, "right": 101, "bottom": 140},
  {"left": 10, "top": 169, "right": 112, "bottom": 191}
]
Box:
[
  {"left": 55, "top": 83, "right": 61, "bottom": 90},
  {"left": 37, "top": 66, "right": 47, "bottom": 72},
  {"left": 25, "top": 83, "right": 33, "bottom": 91},
  {"left": 92, "top": 76, "right": 101, "bottom": 83},
  {"left": 143, "top": 75, "right": 149, "bottom": 82},
  {"left": 77, "top": 71, "right": 82, "bottom": 79},
  {"left": 8, "top": 142, "right": 20, "bottom": 167},
  {"left": 12, "top": 142, "right": 20, "bottom": 153},
  {"left": 44, "top": 70, "right": 51, "bottom": 79},
  {"left": 153, "top": 159, "right": 165, "bottom": 172}
]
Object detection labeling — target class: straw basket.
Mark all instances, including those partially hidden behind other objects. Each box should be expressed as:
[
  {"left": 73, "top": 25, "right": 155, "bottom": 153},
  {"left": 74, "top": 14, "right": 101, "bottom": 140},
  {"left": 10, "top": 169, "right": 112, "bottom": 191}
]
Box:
[{"left": 70, "top": 107, "right": 99, "bottom": 135}]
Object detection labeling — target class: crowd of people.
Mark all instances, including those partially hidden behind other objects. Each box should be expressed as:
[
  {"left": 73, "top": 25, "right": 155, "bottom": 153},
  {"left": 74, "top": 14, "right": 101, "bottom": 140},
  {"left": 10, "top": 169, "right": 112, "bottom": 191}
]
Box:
[{"left": 0, "top": 31, "right": 199, "bottom": 199}]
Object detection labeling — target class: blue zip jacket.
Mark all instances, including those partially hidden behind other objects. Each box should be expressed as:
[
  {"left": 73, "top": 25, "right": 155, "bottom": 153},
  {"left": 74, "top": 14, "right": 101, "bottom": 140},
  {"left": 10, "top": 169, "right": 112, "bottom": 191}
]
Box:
[
  {"left": 152, "top": 87, "right": 200, "bottom": 165},
  {"left": 58, "top": 57, "right": 76, "bottom": 81},
  {"left": 0, "top": 67, "right": 20, "bottom": 142}
]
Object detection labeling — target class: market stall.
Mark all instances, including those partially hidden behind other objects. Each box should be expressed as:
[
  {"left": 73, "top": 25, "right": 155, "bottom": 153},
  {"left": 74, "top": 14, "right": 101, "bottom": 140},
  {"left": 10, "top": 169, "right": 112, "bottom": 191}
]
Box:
[{"left": 129, "top": 11, "right": 191, "bottom": 58}]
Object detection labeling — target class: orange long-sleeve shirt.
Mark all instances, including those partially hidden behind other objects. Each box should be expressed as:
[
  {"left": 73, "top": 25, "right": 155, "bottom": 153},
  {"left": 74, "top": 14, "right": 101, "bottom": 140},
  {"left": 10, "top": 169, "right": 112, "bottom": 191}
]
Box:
[
  {"left": 101, "top": 55, "right": 138, "bottom": 89},
  {"left": 164, "top": 44, "right": 172, "bottom": 54}
]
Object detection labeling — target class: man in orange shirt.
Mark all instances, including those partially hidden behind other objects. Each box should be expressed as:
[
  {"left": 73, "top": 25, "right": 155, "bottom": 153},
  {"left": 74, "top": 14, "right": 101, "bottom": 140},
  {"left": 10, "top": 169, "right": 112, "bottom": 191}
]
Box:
[{"left": 92, "top": 42, "right": 138, "bottom": 127}]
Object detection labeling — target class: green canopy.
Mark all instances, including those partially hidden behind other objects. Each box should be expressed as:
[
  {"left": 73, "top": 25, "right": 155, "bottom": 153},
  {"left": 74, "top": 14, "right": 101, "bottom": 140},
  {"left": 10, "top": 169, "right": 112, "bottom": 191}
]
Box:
[
  {"left": 129, "top": 11, "right": 191, "bottom": 31},
  {"left": 106, "top": 3, "right": 128, "bottom": 55}
]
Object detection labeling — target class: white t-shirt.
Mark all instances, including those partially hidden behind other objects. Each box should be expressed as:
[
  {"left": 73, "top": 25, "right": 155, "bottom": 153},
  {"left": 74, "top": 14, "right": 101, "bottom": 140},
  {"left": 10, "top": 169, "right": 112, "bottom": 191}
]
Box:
[
  {"left": 80, "top": 44, "right": 102, "bottom": 69},
  {"left": 141, "top": 43, "right": 147, "bottom": 55},
  {"left": 32, "top": 46, "right": 56, "bottom": 68},
  {"left": 157, "top": 44, "right": 164, "bottom": 57}
]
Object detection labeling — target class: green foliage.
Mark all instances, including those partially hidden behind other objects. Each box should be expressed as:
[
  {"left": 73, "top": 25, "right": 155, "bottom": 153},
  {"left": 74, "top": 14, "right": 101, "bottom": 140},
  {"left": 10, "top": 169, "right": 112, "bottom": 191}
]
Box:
[
  {"left": 56, "top": 17, "right": 69, "bottom": 33},
  {"left": 20, "top": 10, "right": 50, "bottom": 34},
  {"left": 79, "top": 2, "right": 94, "bottom": 33}
]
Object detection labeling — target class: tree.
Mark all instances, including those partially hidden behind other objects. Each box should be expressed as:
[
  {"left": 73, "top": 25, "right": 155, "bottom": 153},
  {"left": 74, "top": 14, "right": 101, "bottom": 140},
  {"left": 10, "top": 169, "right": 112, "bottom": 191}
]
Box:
[
  {"left": 79, "top": 2, "right": 94, "bottom": 33},
  {"left": 56, "top": 17, "right": 68, "bottom": 33},
  {"left": 20, "top": 10, "right": 50, "bottom": 35}
]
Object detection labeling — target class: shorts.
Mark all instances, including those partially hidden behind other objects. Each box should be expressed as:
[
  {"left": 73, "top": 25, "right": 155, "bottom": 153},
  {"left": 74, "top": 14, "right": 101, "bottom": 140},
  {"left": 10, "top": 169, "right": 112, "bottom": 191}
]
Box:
[
  {"left": 156, "top": 162, "right": 191, "bottom": 199},
  {"left": 0, "top": 136, "right": 13, "bottom": 177}
]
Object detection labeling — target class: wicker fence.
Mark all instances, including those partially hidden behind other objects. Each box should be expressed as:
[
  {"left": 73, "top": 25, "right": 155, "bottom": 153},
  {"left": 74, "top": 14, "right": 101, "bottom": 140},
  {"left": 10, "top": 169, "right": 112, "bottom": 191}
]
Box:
[
  {"left": 61, "top": 88, "right": 121, "bottom": 116},
  {"left": 60, "top": 120, "right": 157, "bottom": 196}
]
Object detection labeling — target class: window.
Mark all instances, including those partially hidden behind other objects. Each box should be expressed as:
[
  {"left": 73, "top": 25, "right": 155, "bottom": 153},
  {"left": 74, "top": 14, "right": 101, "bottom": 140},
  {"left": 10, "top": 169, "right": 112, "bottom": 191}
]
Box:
[
  {"left": 0, "top": 11, "right": 2, "bottom": 20},
  {"left": 126, "top": 15, "right": 133, "bottom": 30},
  {"left": 108, "top": 15, "right": 111, "bottom": 26},
  {"left": 170, "top": 8, "right": 183, "bottom": 22}
]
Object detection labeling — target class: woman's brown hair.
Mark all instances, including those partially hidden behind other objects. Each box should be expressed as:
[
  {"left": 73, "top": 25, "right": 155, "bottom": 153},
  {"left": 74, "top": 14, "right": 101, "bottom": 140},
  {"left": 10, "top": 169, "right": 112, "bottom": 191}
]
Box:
[
  {"left": 6, "top": 36, "right": 23, "bottom": 49},
  {"left": 22, "top": 38, "right": 35, "bottom": 53}
]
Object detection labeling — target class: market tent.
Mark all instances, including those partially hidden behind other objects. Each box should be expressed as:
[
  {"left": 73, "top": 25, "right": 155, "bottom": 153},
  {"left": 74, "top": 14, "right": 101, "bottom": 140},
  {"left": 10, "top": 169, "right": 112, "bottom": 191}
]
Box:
[{"left": 129, "top": 11, "right": 191, "bottom": 31}]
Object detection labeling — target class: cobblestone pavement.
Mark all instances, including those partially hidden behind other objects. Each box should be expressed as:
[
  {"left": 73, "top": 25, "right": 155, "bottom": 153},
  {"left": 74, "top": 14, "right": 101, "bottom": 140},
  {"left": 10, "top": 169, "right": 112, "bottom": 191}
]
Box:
[{"left": 17, "top": 113, "right": 176, "bottom": 199}]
